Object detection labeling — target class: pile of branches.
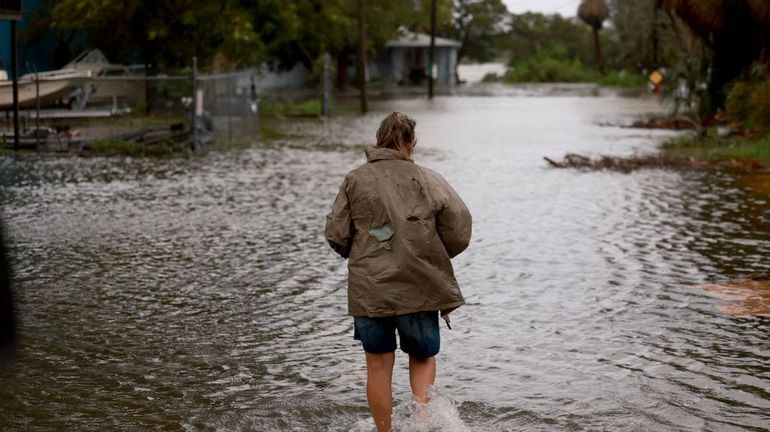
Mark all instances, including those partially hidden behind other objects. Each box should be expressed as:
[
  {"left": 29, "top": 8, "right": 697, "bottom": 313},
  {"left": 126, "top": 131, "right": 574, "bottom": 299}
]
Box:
[
  {"left": 95, "top": 123, "right": 190, "bottom": 147},
  {"left": 543, "top": 153, "right": 769, "bottom": 172}
]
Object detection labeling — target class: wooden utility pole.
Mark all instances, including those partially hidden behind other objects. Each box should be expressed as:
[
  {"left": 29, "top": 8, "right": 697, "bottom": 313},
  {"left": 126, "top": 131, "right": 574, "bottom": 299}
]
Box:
[
  {"left": 652, "top": 3, "right": 659, "bottom": 67},
  {"left": 428, "top": 0, "right": 437, "bottom": 99},
  {"left": 356, "top": 0, "right": 368, "bottom": 114},
  {"left": 10, "top": 20, "right": 19, "bottom": 150},
  {"left": 1, "top": 2, "right": 22, "bottom": 149}
]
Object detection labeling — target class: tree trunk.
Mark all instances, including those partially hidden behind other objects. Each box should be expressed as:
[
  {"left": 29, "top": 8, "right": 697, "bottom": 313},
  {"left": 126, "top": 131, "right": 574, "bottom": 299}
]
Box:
[
  {"left": 337, "top": 46, "right": 350, "bottom": 91},
  {"left": 454, "top": 61, "right": 461, "bottom": 85},
  {"left": 356, "top": 0, "right": 368, "bottom": 114},
  {"left": 592, "top": 27, "right": 603, "bottom": 74},
  {"left": 428, "top": 0, "right": 436, "bottom": 98},
  {"left": 708, "top": 6, "right": 763, "bottom": 110},
  {"left": 652, "top": 3, "right": 659, "bottom": 68},
  {"left": 142, "top": 43, "right": 156, "bottom": 115},
  {"left": 455, "top": 20, "right": 470, "bottom": 85}
]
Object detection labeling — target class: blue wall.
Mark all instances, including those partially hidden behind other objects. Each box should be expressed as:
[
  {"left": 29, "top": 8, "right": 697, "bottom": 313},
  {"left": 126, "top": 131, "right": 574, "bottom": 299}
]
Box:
[
  {"left": 1, "top": 0, "right": 53, "bottom": 75},
  {"left": 0, "top": 21, "right": 10, "bottom": 71}
]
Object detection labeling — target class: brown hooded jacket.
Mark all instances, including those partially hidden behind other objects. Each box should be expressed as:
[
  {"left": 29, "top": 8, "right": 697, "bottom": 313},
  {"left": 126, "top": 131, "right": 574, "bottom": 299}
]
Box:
[{"left": 325, "top": 146, "right": 472, "bottom": 318}]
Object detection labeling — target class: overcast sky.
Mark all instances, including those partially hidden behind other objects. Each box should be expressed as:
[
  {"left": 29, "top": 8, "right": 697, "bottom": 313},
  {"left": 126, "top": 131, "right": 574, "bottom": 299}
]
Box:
[{"left": 502, "top": 0, "right": 580, "bottom": 17}]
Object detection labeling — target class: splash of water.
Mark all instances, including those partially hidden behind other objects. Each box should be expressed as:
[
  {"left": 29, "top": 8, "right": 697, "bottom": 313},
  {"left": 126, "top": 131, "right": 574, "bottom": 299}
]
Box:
[
  {"left": 392, "top": 391, "right": 470, "bottom": 432},
  {"left": 347, "top": 389, "right": 469, "bottom": 432}
]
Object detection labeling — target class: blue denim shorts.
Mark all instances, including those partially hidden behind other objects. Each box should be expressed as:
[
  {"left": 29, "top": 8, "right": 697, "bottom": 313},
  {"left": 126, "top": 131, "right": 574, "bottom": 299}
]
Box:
[{"left": 353, "top": 311, "right": 440, "bottom": 359}]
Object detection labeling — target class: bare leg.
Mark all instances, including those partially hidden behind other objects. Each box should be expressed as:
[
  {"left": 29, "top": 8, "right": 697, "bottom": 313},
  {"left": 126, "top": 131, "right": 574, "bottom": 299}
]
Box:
[
  {"left": 365, "top": 351, "right": 396, "bottom": 432},
  {"left": 408, "top": 356, "right": 436, "bottom": 404}
]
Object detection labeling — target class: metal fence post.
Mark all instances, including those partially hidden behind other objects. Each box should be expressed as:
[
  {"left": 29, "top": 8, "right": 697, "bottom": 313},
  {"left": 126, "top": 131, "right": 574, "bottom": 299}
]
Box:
[
  {"left": 27, "top": 62, "right": 40, "bottom": 149},
  {"left": 228, "top": 77, "right": 233, "bottom": 144},
  {"left": 322, "top": 52, "right": 331, "bottom": 117},
  {"left": 191, "top": 56, "right": 198, "bottom": 151},
  {"left": 250, "top": 74, "right": 259, "bottom": 135}
]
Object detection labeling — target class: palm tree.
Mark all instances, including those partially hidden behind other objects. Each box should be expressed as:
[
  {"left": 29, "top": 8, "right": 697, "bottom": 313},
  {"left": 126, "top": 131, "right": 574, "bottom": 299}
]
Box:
[
  {"left": 748, "top": 0, "right": 770, "bottom": 24},
  {"left": 655, "top": 0, "right": 728, "bottom": 36},
  {"left": 578, "top": 0, "right": 609, "bottom": 74},
  {"left": 656, "top": 0, "right": 770, "bottom": 107},
  {"left": 658, "top": 0, "right": 769, "bottom": 36}
]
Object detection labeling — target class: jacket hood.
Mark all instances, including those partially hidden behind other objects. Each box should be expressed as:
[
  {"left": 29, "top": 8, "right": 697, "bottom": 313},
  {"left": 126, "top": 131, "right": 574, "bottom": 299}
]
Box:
[{"left": 365, "top": 145, "right": 412, "bottom": 163}]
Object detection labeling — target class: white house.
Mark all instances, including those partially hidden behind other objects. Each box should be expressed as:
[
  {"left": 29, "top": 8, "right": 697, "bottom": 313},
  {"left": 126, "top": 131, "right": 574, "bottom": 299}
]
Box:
[{"left": 369, "top": 31, "right": 461, "bottom": 85}]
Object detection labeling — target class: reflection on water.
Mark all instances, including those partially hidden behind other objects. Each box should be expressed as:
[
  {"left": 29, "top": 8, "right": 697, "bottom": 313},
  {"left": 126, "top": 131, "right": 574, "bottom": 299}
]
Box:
[
  {"left": 736, "top": 173, "right": 770, "bottom": 196},
  {"left": 1, "top": 92, "right": 769, "bottom": 431},
  {"left": 700, "top": 277, "right": 770, "bottom": 316},
  {"left": 456, "top": 63, "right": 507, "bottom": 84}
]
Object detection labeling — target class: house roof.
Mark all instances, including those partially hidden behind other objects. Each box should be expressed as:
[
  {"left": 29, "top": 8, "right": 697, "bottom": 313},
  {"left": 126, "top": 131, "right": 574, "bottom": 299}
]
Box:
[{"left": 385, "top": 31, "right": 461, "bottom": 49}]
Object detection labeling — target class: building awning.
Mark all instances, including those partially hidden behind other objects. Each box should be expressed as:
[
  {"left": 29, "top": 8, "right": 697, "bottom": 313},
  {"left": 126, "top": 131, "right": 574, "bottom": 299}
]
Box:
[{"left": 385, "top": 31, "right": 461, "bottom": 49}]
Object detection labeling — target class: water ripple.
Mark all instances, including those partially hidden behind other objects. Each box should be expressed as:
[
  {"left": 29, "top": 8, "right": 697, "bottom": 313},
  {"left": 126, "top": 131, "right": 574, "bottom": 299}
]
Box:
[{"left": 1, "top": 96, "right": 768, "bottom": 431}]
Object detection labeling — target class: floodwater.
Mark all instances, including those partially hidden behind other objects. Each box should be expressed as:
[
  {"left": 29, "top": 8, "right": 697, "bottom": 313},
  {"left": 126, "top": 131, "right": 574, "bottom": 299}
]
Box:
[
  {"left": 1, "top": 90, "right": 769, "bottom": 431},
  {"left": 457, "top": 63, "right": 507, "bottom": 83}
]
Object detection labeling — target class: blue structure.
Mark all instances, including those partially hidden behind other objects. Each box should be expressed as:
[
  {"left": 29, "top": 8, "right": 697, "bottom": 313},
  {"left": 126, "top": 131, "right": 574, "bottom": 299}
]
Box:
[
  {"left": 1, "top": 0, "right": 61, "bottom": 75},
  {"left": 0, "top": 21, "right": 10, "bottom": 71}
]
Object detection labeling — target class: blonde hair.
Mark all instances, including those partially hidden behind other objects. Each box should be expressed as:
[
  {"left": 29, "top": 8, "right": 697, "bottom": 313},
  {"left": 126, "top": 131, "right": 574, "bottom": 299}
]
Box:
[{"left": 376, "top": 112, "right": 416, "bottom": 160}]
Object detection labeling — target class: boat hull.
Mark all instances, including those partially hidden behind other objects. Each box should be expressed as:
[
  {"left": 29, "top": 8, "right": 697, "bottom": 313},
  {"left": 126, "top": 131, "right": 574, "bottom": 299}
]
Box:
[{"left": 0, "top": 79, "right": 73, "bottom": 109}]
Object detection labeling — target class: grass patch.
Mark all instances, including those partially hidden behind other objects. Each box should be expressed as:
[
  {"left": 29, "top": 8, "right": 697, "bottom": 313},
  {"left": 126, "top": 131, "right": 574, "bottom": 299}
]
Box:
[
  {"left": 481, "top": 72, "right": 502, "bottom": 82},
  {"left": 87, "top": 138, "right": 184, "bottom": 157},
  {"left": 258, "top": 123, "right": 288, "bottom": 140},
  {"left": 662, "top": 133, "right": 770, "bottom": 164},
  {"left": 597, "top": 71, "right": 646, "bottom": 88},
  {"left": 260, "top": 99, "right": 322, "bottom": 116}
]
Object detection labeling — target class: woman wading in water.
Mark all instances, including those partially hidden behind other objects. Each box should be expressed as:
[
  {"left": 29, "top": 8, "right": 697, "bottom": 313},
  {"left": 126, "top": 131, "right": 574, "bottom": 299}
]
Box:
[{"left": 325, "top": 112, "right": 472, "bottom": 431}]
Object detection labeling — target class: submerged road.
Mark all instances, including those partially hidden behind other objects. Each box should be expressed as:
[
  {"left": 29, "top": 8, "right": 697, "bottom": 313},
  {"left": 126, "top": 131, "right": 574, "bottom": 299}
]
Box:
[{"left": 1, "top": 90, "right": 768, "bottom": 431}]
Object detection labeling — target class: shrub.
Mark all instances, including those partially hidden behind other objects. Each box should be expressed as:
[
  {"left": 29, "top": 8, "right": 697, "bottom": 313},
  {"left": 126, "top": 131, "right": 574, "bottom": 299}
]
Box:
[
  {"left": 726, "top": 64, "right": 770, "bottom": 134},
  {"left": 481, "top": 72, "right": 501, "bottom": 82},
  {"left": 597, "top": 71, "right": 646, "bottom": 88},
  {"left": 260, "top": 99, "right": 321, "bottom": 116},
  {"left": 504, "top": 56, "right": 598, "bottom": 83}
]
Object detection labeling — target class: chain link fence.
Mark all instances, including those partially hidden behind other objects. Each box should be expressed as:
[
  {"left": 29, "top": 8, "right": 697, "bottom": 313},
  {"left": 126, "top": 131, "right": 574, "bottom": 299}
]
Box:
[
  {"left": 197, "top": 69, "right": 260, "bottom": 144},
  {"left": 1, "top": 66, "right": 268, "bottom": 150}
]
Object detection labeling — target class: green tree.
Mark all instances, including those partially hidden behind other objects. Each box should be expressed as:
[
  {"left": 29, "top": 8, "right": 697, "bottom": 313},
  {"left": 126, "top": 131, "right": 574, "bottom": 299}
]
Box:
[
  {"left": 243, "top": 0, "right": 350, "bottom": 71},
  {"left": 607, "top": 0, "right": 680, "bottom": 72},
  {"left": 506, "top": 12, "right": 598, "bottom": 67},
  {"left": 42, "top": 0, "right": 453, "bottom": 85},
  {"left": 445, "top": 0, "right": 509, "bottom": 82},
  {"left": 328, "top": 0, "right": 452, "bottom": 89},
  {"left": 50, "top": 0, "right": 260, "bottom": 70}
]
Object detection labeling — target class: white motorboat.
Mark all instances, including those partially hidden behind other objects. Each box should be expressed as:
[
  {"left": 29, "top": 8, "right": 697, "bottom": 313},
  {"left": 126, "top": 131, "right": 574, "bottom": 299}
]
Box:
[{"left": 0, "top": 50, "right": 143, "bottom": 109}]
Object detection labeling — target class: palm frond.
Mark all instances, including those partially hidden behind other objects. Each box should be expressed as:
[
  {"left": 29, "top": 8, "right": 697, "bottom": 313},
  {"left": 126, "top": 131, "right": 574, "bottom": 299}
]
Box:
[
  {"left": 577, "top": 0, "right": 608, "bottom": 29},
  {"left": 748, "top": 0, "right": 770, "bottom": 24}
]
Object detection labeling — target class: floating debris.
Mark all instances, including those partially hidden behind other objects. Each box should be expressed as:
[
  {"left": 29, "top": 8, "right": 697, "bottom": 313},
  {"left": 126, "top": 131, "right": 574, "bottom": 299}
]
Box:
[
  {"left": 544, "top": 153, "right": 770, "bottom": 173},
  {"left": 699, "top": 275, "right": 770, "bottom": 316},
  {"left": 628, "top": 116, "right": 699, "bottom": 130},
  {"left": 735, "top": 173, "right": 770, "bottom": 196}
]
